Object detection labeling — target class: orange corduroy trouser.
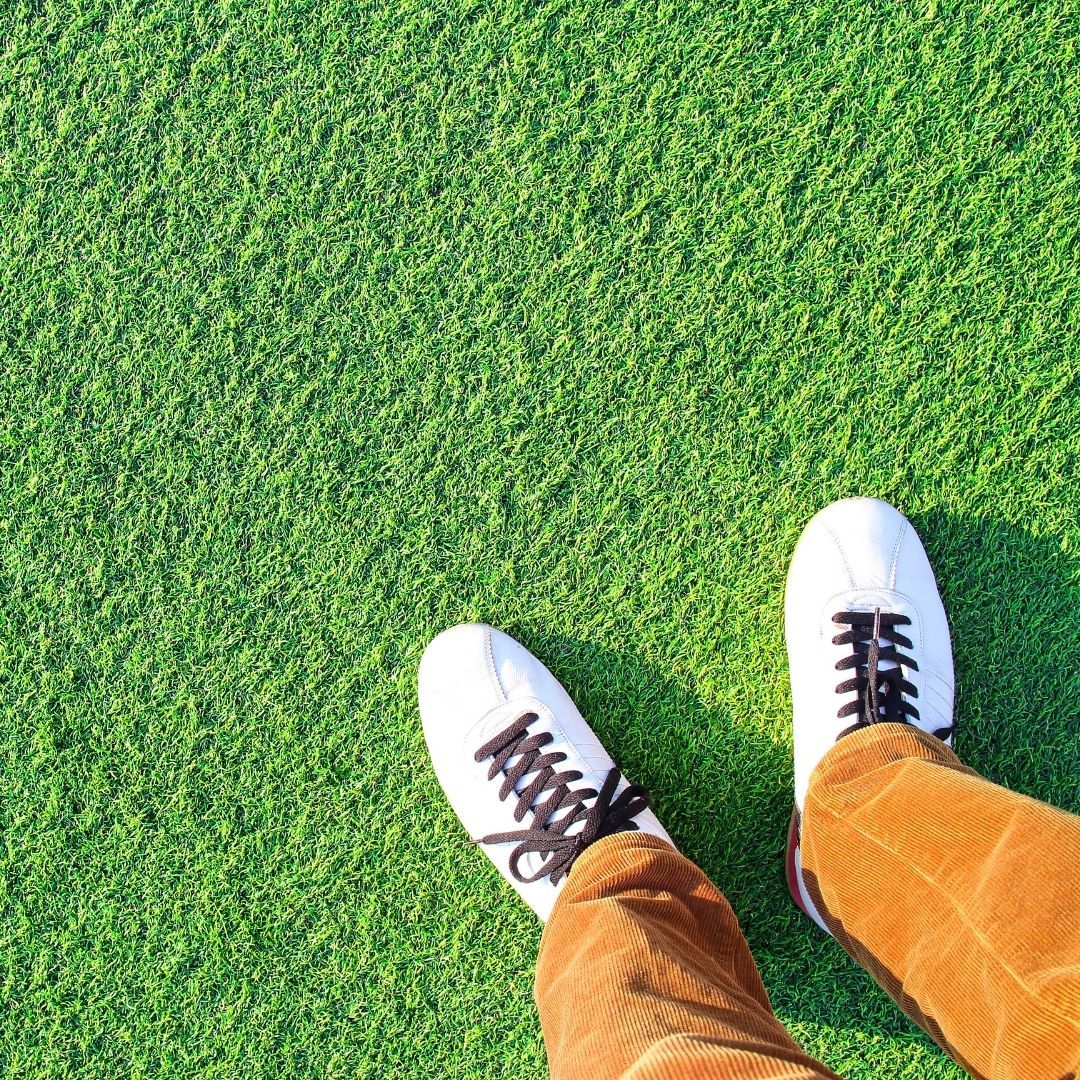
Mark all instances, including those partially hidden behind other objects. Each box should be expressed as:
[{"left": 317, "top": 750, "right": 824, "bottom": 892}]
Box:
[{"left": 535, "top": 725, "right": 1080, "bottom": 1080}]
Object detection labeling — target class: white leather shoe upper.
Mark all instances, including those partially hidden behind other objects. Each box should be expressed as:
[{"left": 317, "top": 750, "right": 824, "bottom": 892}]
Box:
[
  {"left": 419, "top": 623, "right": 672, "bottom": 920},
  {"left": 786, "top": 498, "right": 955, "bottom": 813}
]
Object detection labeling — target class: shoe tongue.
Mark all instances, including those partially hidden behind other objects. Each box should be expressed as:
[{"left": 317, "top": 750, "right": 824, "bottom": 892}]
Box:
[
  {"left": 847, "top": 603, "right": 906, "bottom": 721},
  {"left": 871, "top": 651, "right": 899, "bottom": 673},
  {"left": 501, "top": 739, "right": 594, "bottom": 833},
  {"left": 864, "top": 664, "right": 903, "bottom": 722},
  {"left": 519, "top": 849, "right": 548, "bottom": 879},
  {"left": 515, "top": 770, "right": 592, "bottom": 831},
  {"left": 846, "top": 596, "right": 902, "bottom": 668}
]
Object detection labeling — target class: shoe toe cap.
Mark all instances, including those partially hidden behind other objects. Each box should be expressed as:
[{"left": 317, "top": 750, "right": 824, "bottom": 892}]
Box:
[
  {"left": 794, "top": 497, "right": 911, "bottom": 593},
  {"left": 418, "top": 623, "right": 562, "bottom": 734},
  {"left": 418, "top": 623, "right": 505, "bottom": 732}
]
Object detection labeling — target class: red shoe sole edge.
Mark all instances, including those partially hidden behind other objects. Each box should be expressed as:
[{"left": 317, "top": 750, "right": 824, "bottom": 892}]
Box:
[{"left": 785, "top": 804, "right": 812, "bottom": 919}]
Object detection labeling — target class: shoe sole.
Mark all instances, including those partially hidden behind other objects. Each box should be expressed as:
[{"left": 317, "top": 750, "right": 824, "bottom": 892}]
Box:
[
  {"left": 786, "top": 805, "right": 832, "bottom": 935},
  {"left": 785, "top": 805, "right": 813, "bottom": 920}
]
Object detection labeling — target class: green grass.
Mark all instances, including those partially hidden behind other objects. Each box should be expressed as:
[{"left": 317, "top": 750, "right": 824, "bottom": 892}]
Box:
[{"left": 2, "top": 0, "right": 1079, "bottom": 1075}]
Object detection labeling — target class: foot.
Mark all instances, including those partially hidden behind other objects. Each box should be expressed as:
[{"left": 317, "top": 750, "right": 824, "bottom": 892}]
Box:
[
  {"left": 784, "top": 498, "right": 955, "bottom": 931},
  {"left": 418, "top": 623, "right": 672, "bottom": 920}
]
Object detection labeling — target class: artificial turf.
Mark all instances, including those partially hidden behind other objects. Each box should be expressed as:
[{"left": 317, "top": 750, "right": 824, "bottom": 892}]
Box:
[{"left": 2, "top": 0, "right": 1079, "bottom": 1075}]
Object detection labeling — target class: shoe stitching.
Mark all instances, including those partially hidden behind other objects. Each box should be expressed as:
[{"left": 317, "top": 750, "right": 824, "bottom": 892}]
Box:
[
  {"left": 823, "top": 521, "right": 856, "bottom": 590},
  {"left": 887, "top": 520, "right": 908, "bottom": 590},
  {"left": 924, "top": 674, "right": 954, "bottom": 709},
  {"left": 484, "top": 625, "right": 506, "bottom": 702}
]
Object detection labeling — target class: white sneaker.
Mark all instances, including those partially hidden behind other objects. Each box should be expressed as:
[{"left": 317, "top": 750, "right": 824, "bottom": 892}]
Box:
[
  {"left": 784, "top": 498, "right": 955, "bottom": 932},
  {"left": 418, "top": 623, "right": 673, "bottom": 920}
]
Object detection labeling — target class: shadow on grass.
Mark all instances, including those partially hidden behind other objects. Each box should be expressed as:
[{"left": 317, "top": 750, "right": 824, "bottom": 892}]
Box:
[
  {"left": 502, "top": 509, "right": 1079, "bottom": 1056},
  {"left": 910, "top": 509, "right": 1079, "bottom": 814}
]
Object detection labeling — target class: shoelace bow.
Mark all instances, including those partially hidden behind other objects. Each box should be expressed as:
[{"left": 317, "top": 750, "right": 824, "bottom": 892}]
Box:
[
  {"left": 473, "top": 713, "right": 650, "bottom": 885},
  {"left": 833, "top": 607, "right": 953, "bottom": 741}
]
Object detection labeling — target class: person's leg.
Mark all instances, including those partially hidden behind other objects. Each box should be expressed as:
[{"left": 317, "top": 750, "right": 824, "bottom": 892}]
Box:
[
  {"left": 785, "top": 497, "right": 1080, "bottom": 1079},
  {"left": 419, "top": 623, "right": 834, "bottom": 1080},
  {"left": 800, "top": 724, "right": 1080, "bottom": 1079},
  {"left": 536, "top": 831, "right": 838, "bottom": 1080}
]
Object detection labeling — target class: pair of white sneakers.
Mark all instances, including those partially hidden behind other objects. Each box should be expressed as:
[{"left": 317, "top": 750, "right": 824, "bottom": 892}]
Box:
[{"left": 418, "top": 498, "right": 955, "bottom": 926}]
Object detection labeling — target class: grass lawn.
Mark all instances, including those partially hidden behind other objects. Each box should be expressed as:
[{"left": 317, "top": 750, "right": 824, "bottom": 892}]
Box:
[{"left": 2, "top": 0, "right": 1079, "bottom": 1075}]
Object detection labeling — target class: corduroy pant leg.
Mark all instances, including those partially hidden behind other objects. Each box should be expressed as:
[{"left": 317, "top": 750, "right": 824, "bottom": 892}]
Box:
[
  {"left": 535, "top": 833, "right": 838, "bottom": 1080},
  {"left": 800, "top": 723, "right": 1080, "bottom": 1080}
]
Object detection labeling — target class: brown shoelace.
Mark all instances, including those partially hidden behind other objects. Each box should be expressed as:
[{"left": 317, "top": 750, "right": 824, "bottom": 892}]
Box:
[
  {"left": 833, "top": 607, "right": 953, "bottom": 741},
  {"left": 473, "top": 713, "right": 649, "bottom": 885}
]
